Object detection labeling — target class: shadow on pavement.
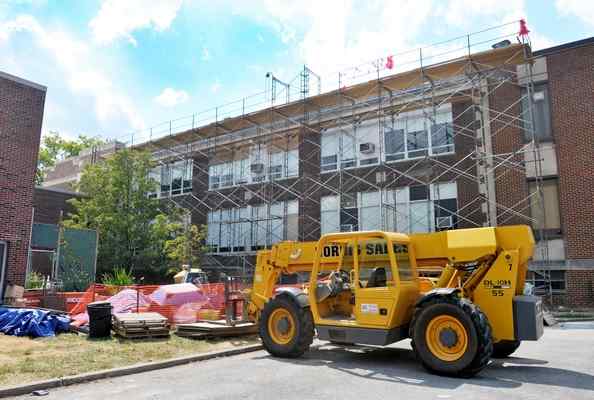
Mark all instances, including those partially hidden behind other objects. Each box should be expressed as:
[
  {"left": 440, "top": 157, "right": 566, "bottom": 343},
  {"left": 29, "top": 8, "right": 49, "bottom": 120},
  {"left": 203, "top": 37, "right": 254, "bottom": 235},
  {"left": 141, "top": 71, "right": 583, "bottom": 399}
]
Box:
[{"left": 254, "top": 344, "right": 594, "bottom": 392}]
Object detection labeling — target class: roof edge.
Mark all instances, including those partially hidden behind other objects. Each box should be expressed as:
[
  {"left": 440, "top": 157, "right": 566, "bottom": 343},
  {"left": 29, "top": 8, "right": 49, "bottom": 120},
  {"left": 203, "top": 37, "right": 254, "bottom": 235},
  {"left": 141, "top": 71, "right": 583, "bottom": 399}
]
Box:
[
  {"left": 0, "top": 70, "right": 47, "bottom": 92},
  {"left": 534, "top": 36, "right": 594, "bottom": 57}
]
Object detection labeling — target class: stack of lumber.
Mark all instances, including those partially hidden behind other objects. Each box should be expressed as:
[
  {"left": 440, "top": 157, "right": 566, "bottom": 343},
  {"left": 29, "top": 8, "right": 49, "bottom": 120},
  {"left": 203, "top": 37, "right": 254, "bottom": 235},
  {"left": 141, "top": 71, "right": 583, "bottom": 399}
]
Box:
[
  {"left": 176, "top": 320, "right": 257, "bottom": 339},
  {"left": 113, "top": 312, "right": 170, "bottom": 339}
]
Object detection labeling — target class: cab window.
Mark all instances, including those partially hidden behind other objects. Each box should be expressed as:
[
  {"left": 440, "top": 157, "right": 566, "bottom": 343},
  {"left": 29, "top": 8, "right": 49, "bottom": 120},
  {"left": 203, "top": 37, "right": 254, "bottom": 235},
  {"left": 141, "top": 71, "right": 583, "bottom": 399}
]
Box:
[
  {"left": 394, "top": 243, "right": 413, "bottom": 281},
  {"left": 358, "top": 238, "right": 393, "bottom": 288}
]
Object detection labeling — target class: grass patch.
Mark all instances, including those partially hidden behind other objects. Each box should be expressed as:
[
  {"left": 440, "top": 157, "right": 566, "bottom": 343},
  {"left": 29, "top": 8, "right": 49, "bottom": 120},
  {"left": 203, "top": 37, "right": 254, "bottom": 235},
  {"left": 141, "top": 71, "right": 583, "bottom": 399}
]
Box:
[{"left": 0, "top": 333, "right": 259, "bottom": 388}]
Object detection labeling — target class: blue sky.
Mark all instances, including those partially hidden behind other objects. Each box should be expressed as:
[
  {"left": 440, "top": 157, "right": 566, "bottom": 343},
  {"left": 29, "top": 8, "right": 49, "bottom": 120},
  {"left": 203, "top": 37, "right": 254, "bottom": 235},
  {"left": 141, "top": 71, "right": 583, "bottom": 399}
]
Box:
[{"left": 0, "top": 0, "right": 592, "bottom": 144}]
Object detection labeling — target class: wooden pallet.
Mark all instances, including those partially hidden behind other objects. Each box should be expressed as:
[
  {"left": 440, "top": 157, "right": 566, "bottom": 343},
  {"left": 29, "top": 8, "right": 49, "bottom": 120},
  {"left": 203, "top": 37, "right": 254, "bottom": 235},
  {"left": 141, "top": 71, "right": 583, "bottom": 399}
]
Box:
[
  {"left": 113, "top": 312, "right": 170, "bottom": 339},
  {"left": 114, "top": 329, "right": 170, "bottom": 339},
  {"left": 176, "top": 320, "right": 257, "bottom": 339}
]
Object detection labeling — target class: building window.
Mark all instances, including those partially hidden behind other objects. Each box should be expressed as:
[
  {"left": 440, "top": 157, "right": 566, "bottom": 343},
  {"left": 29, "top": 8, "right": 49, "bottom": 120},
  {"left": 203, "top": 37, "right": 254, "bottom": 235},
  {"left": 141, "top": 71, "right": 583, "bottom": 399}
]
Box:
[
  {"left": 171, "top": 161, "right": 184, "bottom": 195},
  {"left": 522, "top": 83, "right": 552, "bottom": 141},
  {"left": 379, "top": 105, "right": 454, "bottom": 165},
  {"left": 406, "top": 118, "right": 428, "bottom": 158},
  {"left": 183, "top": 161, "right": 193, "bottom": 193},
  {"left": 340, "top": 131, "right": 357, "bottom": 169},
  {"left": 431, "top": 111, "right": 454, "bottom": 154},
  {"left": 359, "top": 191, "right": 381, "bottom": 231},
  {"left": 339, "top": 193, "right": 358, "bottom": 232},
  {"left": 208, "top": 148, "right": 298, "bottom": 189},
  {"left": 234, "top": 158, "right": 249, "bottom": 185},
  {"left": 150, "top": 159, "right": 193, "bottom": 198},
  {"left": 527, "top": 270, "right": 565, "bottom": 293},
  {"left": 528, "top": 179, "right": 561, "bottom": 235},
  {"left": 287, "top": 149, "right": 299, "bottom": 177},
  {"left": 321, "top": 195, "right": 340, "bottom": 234},
  {"left": 384, "top": 117, "right": 406, "bottom": 162},
  {"left": 206, "top": 200, "right": 299, "bottom": 254},
  {"left": 160, "top": 164, "right": 171, "bottom": 197},
  {"left": 384, "top": 182, "right": 457, "bottom": 234},
  {"left": 384, "top": 105, "right": 454, "bottom": 162},
  {"left": 148, "top": 167, "right": 160, "bottom": 198},
  {"left": 269, "top": 152, "right": 284, "bottom": 180},
  {"left": 321, "top": 183, "right": 457, "bottom": 235},
  {"left": 321, "top": 133, "right": 339, "bottom": 171}
]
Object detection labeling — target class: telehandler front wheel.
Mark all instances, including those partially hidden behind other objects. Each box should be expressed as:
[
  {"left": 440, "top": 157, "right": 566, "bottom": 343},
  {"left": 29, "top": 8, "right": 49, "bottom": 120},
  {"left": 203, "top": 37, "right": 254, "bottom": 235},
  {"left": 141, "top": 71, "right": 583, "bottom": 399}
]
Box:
[
  {"left": 411, "top": 296, "right": 493, "bottom": 377},
  {"left": 259, "top": 296, "right": 314, "bottom": 358},
  {"left": 492, "top": 340, "right": 521, "bottom": 358}
]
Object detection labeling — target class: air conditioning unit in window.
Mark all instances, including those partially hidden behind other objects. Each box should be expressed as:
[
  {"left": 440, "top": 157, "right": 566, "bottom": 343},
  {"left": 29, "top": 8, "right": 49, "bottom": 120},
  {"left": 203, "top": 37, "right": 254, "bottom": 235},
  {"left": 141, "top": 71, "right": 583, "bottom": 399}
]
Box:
[
  {"left": 359, "top": 142, "right": 375, "bottom": 154},
  {"left": 250, "top": 163, "right": 265, "bottom": 174},
  {"left": 436, "top": 216, "right": 453, "bottom": 229}
]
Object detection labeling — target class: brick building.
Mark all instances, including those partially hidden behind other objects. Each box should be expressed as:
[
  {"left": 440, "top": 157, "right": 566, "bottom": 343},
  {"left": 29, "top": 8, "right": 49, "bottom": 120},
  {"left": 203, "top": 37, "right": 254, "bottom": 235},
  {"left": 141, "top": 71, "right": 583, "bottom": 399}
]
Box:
[
  {"left": 47, "top": 36, "right": 594, "bottom": 307},
  {"left": 0, "top": 71, "right": 46, "bottom": 298},
  {"left": 531, "top": 38, "right": 594, "bottom": 307},
  {"left": 33, "top": 186, "right": 82, "bottom": 225}
]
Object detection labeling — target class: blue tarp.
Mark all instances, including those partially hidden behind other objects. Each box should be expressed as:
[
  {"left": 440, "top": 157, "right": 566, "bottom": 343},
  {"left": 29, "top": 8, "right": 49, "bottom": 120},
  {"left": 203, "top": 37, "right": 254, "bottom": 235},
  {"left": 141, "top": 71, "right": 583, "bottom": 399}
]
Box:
[{"left": 0, "top": 307, "right": 70, "bottom": 338}]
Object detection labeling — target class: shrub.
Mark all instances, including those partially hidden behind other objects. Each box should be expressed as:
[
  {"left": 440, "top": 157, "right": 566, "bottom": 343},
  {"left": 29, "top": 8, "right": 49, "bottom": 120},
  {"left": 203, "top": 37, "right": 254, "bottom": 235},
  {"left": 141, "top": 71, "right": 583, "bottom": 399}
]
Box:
[
  {"left": 101, "top": 267, "right": 134, "bottom": 286},
  {"left": 25, "top": 271, "right": 45, "bottom": 289}
]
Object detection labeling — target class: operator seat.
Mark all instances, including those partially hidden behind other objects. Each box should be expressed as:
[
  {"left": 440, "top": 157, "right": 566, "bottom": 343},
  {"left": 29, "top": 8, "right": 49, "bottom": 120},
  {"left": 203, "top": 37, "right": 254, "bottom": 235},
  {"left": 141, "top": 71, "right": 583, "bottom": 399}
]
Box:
[{"left": 366, "top": 267, "right": 387, "bottom": 288}]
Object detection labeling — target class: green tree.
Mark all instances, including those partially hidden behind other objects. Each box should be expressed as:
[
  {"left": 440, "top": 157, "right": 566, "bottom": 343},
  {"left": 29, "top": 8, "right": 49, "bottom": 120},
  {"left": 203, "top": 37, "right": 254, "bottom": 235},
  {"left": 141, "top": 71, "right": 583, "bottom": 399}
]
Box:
[
  {"left": 164, "top": 223, "right": 207, "bottom": 275},
  {"left": 36, "top": 132, "right": 105, "bottom": 184},
  {"left": 64, "top": 148, "right": 199, "bottom": 282}
]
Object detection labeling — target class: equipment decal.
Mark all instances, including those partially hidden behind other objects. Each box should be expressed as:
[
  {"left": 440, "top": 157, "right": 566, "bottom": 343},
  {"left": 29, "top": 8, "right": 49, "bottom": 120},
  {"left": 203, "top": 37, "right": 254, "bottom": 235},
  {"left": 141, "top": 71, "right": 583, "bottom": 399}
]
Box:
[
  {"left": 361, "top": 304, "right": 379, "bottom": 314},
  {"left": 483, "top": 279, "right": 511, "bottom": 297}
]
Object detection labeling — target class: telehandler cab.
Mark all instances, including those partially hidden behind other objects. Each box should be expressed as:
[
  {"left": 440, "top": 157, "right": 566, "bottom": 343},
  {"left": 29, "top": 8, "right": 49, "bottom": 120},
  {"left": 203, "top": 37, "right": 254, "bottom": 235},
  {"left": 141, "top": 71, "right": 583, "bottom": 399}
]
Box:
[{"left": 247, "top": 225, "right": 543, "bottom": 377}]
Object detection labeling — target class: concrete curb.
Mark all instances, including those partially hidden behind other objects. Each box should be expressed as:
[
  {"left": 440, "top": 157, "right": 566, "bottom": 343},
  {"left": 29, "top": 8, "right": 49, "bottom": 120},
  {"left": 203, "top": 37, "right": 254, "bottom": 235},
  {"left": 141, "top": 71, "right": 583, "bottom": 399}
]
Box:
[{"left": 0, "top": 344, "right": 263, "bottom": 398}]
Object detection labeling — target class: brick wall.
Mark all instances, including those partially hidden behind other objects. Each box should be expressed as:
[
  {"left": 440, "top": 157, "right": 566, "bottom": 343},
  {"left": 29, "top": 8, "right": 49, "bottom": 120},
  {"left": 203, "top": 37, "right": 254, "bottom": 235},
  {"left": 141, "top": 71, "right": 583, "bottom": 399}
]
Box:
[
  {"left": 0, "top": 72, "right": 46, "bottom": 289},
  {"left": 489, "top": 80, "right": 530, "bottom": 226},
  {"left": 547, "top": 44, "right": 594, "bottom": 260},
  {"left": 552, "top": 270, "right": 594, "bottom": 308},
  {"left": 33, "top": 187, "right": 82, "bottom": 225}
]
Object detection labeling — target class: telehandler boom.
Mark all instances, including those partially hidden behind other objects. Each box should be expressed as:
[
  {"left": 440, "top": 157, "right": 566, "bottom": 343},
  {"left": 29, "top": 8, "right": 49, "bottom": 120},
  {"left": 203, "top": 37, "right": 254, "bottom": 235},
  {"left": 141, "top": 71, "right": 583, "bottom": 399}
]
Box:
[{"left": 247, "top": 225, "right": 543, "bottom": 376}]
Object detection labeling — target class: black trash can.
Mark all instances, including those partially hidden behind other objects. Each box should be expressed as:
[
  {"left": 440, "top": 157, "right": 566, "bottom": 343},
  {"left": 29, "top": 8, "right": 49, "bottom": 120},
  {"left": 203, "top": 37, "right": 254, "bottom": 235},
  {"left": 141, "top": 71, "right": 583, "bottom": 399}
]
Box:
[{"left": 87, "top": 301, "right": 113, "bottom": 338}]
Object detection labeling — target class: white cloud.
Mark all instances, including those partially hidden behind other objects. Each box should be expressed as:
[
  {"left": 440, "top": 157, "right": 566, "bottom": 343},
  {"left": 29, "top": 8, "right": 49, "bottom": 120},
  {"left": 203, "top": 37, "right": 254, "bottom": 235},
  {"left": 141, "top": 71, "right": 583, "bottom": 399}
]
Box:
[
  {"left": 556, "top": 0, "right": 594, "bottom": 27},
  {"left": 530, "top": 32, "right": 558, "bottom": 51},
  {"left": 210, "top": 80, "right": 221, "bottom": 93},
  {"left": 89, "top": 0, "right": 183, "bottom": 45},
  {"left": 437, "top": 0, "right": 525, "bottom": 28},
  {"left": 201, "top": 46, "right": 211, "bottom": 61},
  {"left": 230, "top": 0, "right": 531, "bottom": 90},
  {"left": 154, "top": 87, "right": 189, "bottom": 107},
  {"left": 0, "top": 14, "right": 144, "bottom": 136}
]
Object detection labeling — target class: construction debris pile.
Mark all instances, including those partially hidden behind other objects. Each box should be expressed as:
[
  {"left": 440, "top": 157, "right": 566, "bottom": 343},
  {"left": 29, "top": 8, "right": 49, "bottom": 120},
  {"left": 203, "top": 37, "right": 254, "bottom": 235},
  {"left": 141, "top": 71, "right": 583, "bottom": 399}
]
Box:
[{"left": 70, "top": 282, "right": 233, "bottom": 328}]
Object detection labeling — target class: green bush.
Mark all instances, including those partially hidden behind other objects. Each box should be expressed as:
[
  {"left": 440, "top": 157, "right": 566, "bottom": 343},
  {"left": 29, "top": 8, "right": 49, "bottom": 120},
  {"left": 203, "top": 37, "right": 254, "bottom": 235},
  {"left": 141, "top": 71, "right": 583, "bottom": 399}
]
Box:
[
  {"left": 25, "top": 271, "right": 45, "bottom": 289},
  {"left": 101, "top": 267, "right": 134, "bottom": 286}
]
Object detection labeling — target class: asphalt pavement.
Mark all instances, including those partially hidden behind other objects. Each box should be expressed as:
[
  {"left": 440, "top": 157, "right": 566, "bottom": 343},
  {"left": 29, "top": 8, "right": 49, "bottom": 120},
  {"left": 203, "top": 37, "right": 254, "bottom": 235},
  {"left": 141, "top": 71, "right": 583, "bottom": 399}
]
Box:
[{"left": 9, "top": 326, "right": 594, "bottom": 400}]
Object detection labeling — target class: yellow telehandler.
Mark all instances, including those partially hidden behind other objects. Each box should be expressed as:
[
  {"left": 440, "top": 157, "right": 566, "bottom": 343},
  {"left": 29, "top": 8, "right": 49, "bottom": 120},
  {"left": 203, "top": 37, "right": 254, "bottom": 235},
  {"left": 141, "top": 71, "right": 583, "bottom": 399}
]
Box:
[{"left": 247, "top": 225, "right": 543, "bottom": 377}]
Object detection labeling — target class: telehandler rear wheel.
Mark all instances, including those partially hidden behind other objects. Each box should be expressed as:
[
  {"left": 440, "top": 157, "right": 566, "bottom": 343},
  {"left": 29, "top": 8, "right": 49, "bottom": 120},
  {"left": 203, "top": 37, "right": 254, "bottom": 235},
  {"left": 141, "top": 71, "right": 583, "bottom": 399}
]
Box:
[
  {"left": 411, "top": 296, "right": 493, "bottom": 377},
  {"left": 492, "top": 340, "right": 521, "bottom": 358},
  {"left": 259, "top": 296, "right": 314, "bottom": 358}
]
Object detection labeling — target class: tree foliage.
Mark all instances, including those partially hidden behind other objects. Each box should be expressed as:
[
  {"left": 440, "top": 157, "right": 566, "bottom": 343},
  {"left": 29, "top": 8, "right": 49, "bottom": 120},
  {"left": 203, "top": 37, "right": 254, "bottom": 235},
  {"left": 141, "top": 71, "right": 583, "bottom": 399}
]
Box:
[
  {"left": 36, "top": 132, "right": 105, "bottom": 185},
  {"left": 64, "top": 148, "right": 204, "bottom": 283},
  {"left": 164, "top": 223, "right": 207, "bottom": 275}
]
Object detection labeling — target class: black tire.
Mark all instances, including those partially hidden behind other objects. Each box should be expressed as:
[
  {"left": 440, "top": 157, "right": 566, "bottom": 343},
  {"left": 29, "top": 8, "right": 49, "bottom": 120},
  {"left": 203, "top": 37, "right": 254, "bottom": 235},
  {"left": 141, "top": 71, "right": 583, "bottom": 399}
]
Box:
[
  {"left": 492, "top": 340, "right": 521, "bottom": 358},
  {"left": 410, "top": 296, "right": 493, "bottom": 377},
  {"left": 259, "top": 295, "right": 314, "bottom": 358}
]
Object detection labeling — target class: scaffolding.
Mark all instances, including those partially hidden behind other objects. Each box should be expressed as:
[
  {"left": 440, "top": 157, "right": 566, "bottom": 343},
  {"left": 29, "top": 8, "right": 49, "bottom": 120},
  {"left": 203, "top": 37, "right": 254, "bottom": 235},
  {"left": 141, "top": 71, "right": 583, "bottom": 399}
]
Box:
[{"left": 121, "top": 21, "right": 552, "bottom": 300}]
